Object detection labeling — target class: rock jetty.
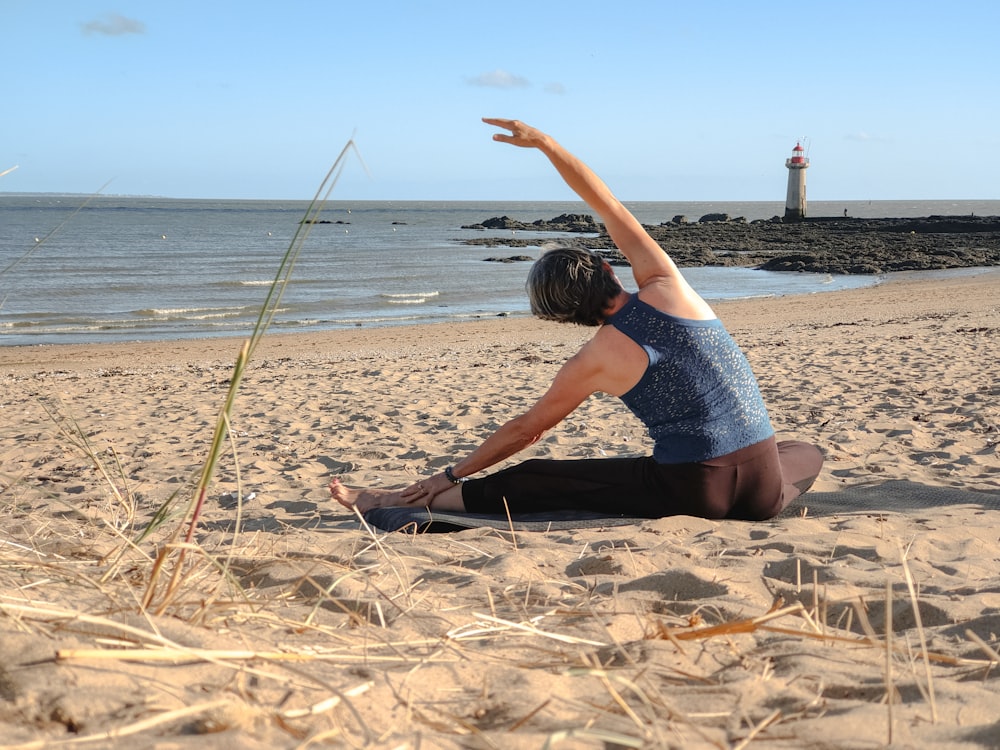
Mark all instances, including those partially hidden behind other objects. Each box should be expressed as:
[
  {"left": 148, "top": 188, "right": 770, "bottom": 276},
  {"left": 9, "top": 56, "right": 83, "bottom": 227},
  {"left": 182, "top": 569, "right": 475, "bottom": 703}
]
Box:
[{"left": 463, "top": 214, "right": 1000, "bottom": 274}]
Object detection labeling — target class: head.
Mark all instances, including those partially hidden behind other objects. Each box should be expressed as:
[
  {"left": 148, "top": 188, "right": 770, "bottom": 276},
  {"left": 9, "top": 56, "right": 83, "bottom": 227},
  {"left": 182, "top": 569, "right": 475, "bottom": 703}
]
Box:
[{"left": 526, "top": 245, "right": 622, "bottom": 326}]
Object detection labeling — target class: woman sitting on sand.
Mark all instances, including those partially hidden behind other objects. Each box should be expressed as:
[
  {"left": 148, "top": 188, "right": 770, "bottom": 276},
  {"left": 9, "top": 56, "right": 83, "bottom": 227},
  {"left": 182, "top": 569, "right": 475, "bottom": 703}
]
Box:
[{"left": 330, "top": 118, "right": 823, "bottom": 521}]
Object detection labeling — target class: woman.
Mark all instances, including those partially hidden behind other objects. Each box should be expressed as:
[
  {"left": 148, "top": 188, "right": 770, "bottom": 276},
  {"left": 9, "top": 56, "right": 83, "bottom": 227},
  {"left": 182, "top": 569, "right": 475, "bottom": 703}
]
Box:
[{"left": 330, "top": 118, "right": 823, "bottom": 521}]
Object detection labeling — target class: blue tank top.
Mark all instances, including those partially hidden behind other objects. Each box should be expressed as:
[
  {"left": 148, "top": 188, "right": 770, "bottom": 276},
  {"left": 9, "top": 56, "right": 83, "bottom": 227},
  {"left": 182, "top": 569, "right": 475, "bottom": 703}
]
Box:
[{"left": 607, "top": 294, "right": 774, "bottom": 464}]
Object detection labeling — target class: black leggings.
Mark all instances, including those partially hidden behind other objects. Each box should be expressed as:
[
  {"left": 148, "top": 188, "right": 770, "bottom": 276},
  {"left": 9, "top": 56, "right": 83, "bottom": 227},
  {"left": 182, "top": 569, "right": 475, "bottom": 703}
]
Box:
[{"left": 461, "top": 437, "right": 823, "bottom": 521}]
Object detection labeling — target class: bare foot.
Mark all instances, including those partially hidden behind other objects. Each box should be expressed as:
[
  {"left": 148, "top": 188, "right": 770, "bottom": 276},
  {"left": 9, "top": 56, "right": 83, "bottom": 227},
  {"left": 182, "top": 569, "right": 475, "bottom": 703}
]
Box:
[{"left": 328, "top": 477, "right": 415, "bottom": 513}]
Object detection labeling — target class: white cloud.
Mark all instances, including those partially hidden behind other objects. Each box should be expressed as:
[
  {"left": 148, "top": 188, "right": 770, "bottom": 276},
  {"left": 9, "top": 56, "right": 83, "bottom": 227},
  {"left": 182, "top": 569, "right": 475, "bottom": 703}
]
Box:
[
  {"left": 466, "top": 69, "right": 530, "bottom": 89},
  {"left": 81, "top": 13, "right": 146, "bottom": 36}
]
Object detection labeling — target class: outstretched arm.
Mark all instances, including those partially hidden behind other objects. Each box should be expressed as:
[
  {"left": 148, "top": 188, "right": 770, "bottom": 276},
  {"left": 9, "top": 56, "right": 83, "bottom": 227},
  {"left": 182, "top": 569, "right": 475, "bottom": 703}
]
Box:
[
  {"left": 398, "top": 344, "right": 607, "bottom": 504},
  {"left": 483, "top": 117, "right": 677, "bottom": 289}
]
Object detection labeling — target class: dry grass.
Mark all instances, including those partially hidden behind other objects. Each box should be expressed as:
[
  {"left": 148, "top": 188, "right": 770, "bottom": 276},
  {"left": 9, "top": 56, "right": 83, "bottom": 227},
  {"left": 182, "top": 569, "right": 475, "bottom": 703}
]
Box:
[{"left": 3, "top": 494, "right": 1000, "bottom": 748}]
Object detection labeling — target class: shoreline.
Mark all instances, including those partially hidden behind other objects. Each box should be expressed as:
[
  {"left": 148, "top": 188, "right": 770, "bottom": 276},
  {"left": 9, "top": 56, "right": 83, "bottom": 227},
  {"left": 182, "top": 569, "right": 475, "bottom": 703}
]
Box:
[
  {"left": 2, "top": 266, "right": 996, "bottom": 373},
  {"left": 5, "top": 200, "right": 997, "bottom": 347}
]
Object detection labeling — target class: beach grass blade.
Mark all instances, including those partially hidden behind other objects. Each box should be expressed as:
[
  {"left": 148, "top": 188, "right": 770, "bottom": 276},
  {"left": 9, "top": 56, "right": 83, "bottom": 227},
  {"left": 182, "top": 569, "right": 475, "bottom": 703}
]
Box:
[{"left": 141, "top": 138, "right": 365, "bottom": 613}]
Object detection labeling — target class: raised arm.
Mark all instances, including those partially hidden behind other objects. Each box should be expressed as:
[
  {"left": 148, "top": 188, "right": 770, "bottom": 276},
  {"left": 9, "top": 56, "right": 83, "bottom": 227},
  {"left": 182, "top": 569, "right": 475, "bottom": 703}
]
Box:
[{"left": 484, "top": 117, "right": 677, "bottom": 289}]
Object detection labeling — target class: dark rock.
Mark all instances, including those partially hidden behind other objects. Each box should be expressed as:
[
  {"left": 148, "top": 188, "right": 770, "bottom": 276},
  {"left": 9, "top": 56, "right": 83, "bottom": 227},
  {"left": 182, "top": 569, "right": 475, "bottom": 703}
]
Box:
[
  {"left": 476, "top": 215, "right": 519, "bottom": 230},
  {"left": 533, "top": 213, "right": 600, "bottom": 232},
  {"left": 462, "top": 213, "right": 599, "bottom": 233},
  {"left": 699, "top": 213, "right": 730, "bottom": 223},
  {"left": 464, "top": 237, "right": 536, "bottom": 248},
  {"left": 461, "top": 214, "right": 1000, "bottom": 275},
  {"left": 483, "top": 255, "right": 534, "bottom": 263}
]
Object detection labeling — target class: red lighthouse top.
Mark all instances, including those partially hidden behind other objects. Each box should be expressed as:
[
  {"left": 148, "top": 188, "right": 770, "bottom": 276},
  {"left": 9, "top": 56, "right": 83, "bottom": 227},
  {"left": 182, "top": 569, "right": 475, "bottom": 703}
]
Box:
[{"left": 789, "top": 143, "right": 806, "bottom": 165}]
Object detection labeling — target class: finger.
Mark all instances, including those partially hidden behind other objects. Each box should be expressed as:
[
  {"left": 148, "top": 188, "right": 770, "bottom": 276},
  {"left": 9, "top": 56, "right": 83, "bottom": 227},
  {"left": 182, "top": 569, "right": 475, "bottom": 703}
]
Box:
[
  {"left": 482, "top": 117, "right": 513, "bottom": 129},
  {"left": 484, "top": 119, "right": 522, "bottom": 139}
]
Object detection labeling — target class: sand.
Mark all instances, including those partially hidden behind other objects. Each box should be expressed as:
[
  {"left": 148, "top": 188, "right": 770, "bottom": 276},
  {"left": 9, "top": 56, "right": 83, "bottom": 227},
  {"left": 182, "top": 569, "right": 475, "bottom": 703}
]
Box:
[{"left": 1, "top": 268, "right": 998, "bottom": 748}]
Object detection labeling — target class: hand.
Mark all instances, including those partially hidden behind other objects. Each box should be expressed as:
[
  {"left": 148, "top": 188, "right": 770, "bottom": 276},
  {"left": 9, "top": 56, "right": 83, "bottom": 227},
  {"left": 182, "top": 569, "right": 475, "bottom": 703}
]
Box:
[
  {"left": 399, "top": 472, "right": 452, "bottom": 506},
  {"left": 482, "top": 117, "right": 549, "bottom": 149}
]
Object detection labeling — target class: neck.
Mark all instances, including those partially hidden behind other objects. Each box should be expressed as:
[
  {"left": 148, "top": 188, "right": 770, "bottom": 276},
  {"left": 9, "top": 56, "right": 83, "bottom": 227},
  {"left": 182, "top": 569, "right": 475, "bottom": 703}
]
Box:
[{"left": 601, "top": 290, "right": 631, "bottom": 322}]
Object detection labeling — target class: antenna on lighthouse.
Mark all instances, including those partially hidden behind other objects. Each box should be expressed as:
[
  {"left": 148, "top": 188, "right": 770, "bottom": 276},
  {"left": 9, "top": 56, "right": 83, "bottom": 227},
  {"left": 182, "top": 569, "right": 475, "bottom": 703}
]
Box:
[{"left": 784, "top": 141, "right": 810, "bottom": 221}]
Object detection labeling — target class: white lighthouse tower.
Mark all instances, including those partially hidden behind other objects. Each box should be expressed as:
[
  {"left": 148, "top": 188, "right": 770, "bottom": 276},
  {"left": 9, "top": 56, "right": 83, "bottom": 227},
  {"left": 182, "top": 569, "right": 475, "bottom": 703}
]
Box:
[{"left": 784, "top": 142, "right": 809, "bottom": 221}]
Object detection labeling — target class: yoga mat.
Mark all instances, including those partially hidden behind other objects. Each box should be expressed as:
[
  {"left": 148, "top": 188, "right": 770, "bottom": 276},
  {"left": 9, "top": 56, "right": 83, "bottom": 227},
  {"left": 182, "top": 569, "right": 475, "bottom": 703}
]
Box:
[
  {"left": 362, "top": 508, "right": 643, "bottom": 534},
  {"left": 362, "top": 481, "right": 1000, "bottom": 533}
]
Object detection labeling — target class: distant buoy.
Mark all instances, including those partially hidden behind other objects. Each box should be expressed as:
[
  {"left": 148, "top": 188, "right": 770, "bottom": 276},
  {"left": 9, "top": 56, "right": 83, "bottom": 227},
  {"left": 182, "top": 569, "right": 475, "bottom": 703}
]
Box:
[
  {"left": 34, "top": 237, "right": 40, "bottom": 243},
  {"left": 161, "top": 234, "right": 167, "bottom": 239}
]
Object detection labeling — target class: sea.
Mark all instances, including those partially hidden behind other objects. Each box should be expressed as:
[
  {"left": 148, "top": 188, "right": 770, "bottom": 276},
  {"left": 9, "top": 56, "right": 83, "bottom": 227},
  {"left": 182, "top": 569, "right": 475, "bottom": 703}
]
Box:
[{"left": 2, "top": 196, "right": 998, "bottom": 347}]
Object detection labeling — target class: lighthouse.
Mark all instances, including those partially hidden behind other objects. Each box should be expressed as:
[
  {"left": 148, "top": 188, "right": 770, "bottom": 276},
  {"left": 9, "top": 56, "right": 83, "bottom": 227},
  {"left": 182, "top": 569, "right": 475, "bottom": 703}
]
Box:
[{"left": 784, "top": 142, "right": 809, "bottom": 221}]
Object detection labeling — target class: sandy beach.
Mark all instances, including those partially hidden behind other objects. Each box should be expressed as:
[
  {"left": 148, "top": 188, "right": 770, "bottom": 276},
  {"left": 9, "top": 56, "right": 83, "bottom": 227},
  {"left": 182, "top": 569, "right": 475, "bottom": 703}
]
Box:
[{"left": 1, "top": 268, "right": 998, "bottom": 748}]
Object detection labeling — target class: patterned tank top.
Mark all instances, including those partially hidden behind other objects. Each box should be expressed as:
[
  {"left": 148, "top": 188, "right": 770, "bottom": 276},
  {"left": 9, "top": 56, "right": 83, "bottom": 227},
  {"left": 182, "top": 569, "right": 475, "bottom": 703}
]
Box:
[{"left": 607, "top": 294, "right": 774, "bottom": 463}]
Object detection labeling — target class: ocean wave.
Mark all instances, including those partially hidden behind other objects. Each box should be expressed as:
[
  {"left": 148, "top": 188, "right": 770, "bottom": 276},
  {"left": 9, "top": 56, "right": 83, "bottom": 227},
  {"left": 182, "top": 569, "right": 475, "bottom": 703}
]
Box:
[
  {"left": 0, "top": 318, "right": 106, "bottom": 330},
  {"left": 135, "top": 306, "right": 247, "bottom": 319},
  {"left": 3, "top": 320, "right": 145, "bottom": 334},
  {"left": 272, "top": 318, "right": 322, "bottom": 328},
  {"left": 230, "top": 279, "right": 285, "bottom": 287},
  {"left": 3, "top": 315, "right": 264, "bottom": 337},
  {"left": 380, "top": 291, "right": 441, "bottom": 305}
]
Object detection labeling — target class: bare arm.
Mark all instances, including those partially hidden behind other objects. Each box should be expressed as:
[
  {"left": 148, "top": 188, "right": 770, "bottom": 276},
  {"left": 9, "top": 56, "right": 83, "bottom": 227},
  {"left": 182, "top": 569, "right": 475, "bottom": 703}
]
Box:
[
  {"left": 400, "top": 345, "right": 606, "bottom": 503},
  {"left": 483, "top": 117, "right": 677, "bottom": 289},
  {"left": 452, "top": 355, "right": 597, "bottom": 474}
]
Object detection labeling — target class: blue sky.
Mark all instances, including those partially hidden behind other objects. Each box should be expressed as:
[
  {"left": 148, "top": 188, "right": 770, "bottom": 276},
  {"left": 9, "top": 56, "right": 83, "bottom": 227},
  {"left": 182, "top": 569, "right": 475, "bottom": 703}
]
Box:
[{"left": 3, "top": 1, "right": 998, "bottom": 201}]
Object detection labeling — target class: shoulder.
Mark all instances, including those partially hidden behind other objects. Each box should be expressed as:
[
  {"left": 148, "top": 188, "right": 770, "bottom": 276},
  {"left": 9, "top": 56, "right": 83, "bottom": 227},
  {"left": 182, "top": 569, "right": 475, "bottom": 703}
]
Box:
[
  {"left": 637, "top": 276, "right": 717, "bottom": 321},
  {"left": 562, "top": 324, "right": 649, "bottom": 397}
]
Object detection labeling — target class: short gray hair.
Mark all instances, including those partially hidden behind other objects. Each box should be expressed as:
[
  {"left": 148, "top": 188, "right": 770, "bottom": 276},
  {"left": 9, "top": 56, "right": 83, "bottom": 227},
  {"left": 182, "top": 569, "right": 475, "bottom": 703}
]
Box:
[{"left": 526, "top": 245, "right": 621, "bottom": 326}]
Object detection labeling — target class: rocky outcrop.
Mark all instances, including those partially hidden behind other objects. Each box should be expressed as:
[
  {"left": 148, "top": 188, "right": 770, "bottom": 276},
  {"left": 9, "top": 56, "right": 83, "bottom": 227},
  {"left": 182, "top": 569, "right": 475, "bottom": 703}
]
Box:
[
  {"left": 483, "top": 255, "right": 534, "bottom": 263},
  {"left": 463, "top": 214, "right": 1000, "bottom": 275},
  {"left": 463, "top": 213, "right": 601, "bottom": 233}
]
